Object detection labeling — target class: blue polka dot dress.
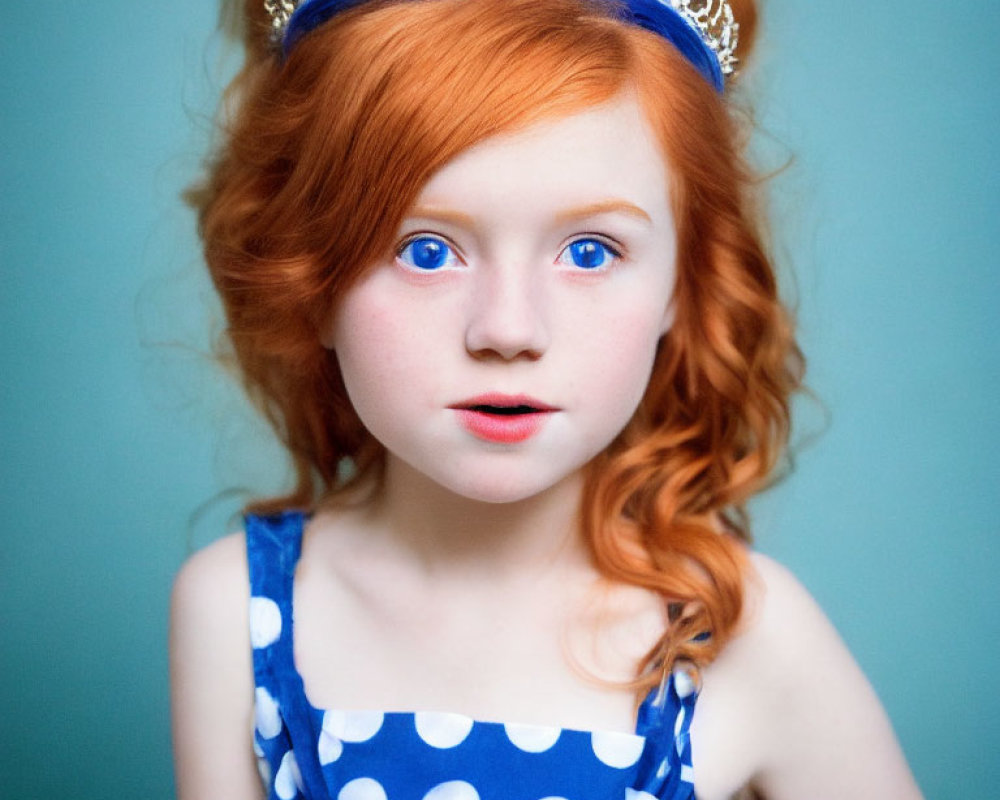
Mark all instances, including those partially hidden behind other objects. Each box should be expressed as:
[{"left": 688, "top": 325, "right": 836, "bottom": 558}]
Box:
[{"left": 247, "top": 511, "right": 699, "bottom": 800}]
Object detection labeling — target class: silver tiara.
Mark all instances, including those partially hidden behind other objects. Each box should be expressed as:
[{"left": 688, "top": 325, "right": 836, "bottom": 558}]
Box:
[
  {"left": 264, "top": 0, "right": 297, "bottom": 42},
  {"left": 265, "top": 0, "right": 738, "bottom": 77}
]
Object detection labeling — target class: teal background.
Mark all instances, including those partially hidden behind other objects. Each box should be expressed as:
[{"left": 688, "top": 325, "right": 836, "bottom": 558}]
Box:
[{"left": 1, "top": 1, "right": 996, "bottom": 796}]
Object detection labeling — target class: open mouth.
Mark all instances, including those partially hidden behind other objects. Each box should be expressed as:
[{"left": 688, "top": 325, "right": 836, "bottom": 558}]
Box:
[
  {"left": 468, "top": 404, "right": 541, "bottom": 416},
  {"left": 450, "top": 396, "right": 557, "bottom": 443}
]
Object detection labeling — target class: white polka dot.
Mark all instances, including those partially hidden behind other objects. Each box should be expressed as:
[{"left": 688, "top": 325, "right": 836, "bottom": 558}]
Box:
[
  {"left": 256, "top": 755, "right": 272, "bottom": 789},
  {"left": 338, "top": 777, "right": 388, "bottom": 800},
  {"left": 249, "top": 596, "right": 282, "bottom": 648},
  {"left": 674, "top": 707, "right": 686, "bottom": 738},
  {"left": 503, "top": 722, "right": 561, "bottom": 753},
  {"left": 255, "top": 687, "right": 282, "bottom": 739},
  {"left": 537, "top": 797, "right": 570, "bottom": 800},
  {"left": 322, "top": 709, "right": 384, "bottom": 742},
  {"left": 681, "top": 764, "right": 695, "bottom": 783},
  {"left": 415, "top": 711, "right": 474, "bottom": 749},
  {"left": 591, "top": 730, "right": 645, "bottom": 768},
  {"left": 673, "top": 667, "right": 697, "bottom": 699},
  {"left": 274, "top": 750, "right": 302, "bottom": 800},
  {"left": 625, "top": 791, "right": 657, "bottom": 800},
  {"left": 422, "top": 780, "right": 480, "bottom": 800},
  {"left": 656, "top": 758, "right": 670, "bottom": 779},
  {"left": 318, "top": 728, "right": 343, "bottom": 765}
]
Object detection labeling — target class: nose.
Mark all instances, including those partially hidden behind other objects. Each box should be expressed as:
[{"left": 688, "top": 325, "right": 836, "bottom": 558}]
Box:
[{"left": 464, "top": 265, "right": 550, "bottom": 361}]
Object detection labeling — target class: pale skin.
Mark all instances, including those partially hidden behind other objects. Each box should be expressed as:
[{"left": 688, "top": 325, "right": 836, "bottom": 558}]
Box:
[{"left": 171, "top": 93, "right": 922, "bottom": 799}]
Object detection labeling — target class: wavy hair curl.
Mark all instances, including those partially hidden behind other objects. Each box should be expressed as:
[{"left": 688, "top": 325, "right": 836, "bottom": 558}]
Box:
[{"left": 192, "top": 0, "right": 802, "bottom": 694}]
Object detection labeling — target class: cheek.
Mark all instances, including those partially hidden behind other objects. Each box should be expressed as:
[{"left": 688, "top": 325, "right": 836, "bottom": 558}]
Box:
[
  {"left": 331, "top": 293, "right": 406, "bottom": 414},
  {"left": 574, "top": 306, "right": 667, "bottom": 416},
  {"left": 330, "top": 281, "right": 449, "bottom": 432}
]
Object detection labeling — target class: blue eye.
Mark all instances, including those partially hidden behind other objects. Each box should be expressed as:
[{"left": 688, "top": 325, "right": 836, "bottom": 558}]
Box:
[
  {"left": 397, "top": 236, "right": 459, "bottom": 271},
  {"left": 559, "top": 238, "right": 620, "bottom": 271}
]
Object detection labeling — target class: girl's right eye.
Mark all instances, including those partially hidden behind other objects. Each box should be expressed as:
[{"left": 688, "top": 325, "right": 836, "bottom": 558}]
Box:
[{"left": 396, "top": 236, "right": 460, "bottom": 271}]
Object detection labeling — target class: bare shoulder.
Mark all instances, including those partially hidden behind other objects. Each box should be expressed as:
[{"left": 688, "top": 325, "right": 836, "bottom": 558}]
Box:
[
  {"left": 700, "top": 552, "right": 868, "bottom": 703},
  {"left": 691, "top": 552, "right": 923, "bottom": 800},
  {"left": 170, "top": 532, "right": 253, "bottom": 672},
  {"left": 171, "top": 532, "right": 250, "bottom": 622},
  {"left": 170, "top": 533, "right": 263, "bottom": 799},
  {"left": 740, "top": 551, "right": 848, "bottom": 671}
]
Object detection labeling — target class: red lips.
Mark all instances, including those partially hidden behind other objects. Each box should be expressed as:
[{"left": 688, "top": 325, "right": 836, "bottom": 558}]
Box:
[{"left": 449, "top": 393, "right": 557, "bottom": 444}]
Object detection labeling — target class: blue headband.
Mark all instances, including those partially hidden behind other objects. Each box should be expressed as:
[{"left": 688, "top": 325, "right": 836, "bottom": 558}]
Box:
[{"left": 280, "top": 0, "right": 736, "bottom": 93}]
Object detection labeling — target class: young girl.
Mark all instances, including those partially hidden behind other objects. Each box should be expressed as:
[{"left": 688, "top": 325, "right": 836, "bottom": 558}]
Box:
[{"left": 170, "top": 0, "right": 923, "bottom": 798}]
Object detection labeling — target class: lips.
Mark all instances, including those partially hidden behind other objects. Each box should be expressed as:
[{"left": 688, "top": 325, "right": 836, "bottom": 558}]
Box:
[{"left": 449, "top": 393, "right": 557, "bottom": 444}]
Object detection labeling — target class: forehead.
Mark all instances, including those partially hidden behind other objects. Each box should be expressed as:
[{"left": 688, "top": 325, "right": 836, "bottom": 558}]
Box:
[{"left": 413, "top": 92, "right": 671, "bottom": 215}]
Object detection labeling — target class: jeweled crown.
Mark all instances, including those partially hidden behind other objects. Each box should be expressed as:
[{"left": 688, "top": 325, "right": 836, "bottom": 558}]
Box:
[
  {"left": 264, "top": 0, "right": 297, "bottom": 41},
  {"left": 265, "top": 0, "right": 738, "bottom": 79},
  {"left": 667, "top": 0, "right": 738, "bottom": 77}
]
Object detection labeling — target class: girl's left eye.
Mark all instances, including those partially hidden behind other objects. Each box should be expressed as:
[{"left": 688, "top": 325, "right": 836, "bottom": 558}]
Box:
[
  {"left": 558, "top": 238, "right": 621, "bottom": 271},
  {"left": 397, "top": 236, "right": 460, "bottom": 271}
]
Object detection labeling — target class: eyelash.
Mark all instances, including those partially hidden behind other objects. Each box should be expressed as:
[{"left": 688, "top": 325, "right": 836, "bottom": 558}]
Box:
[
  {"left": 556, "top": 236, "right": 624, "bottom": 272},
  {"left": 393, "top": 233, "right": 625, "bottom": 273},
  {"left": 395, "top": 234, "right": 463, "bottom": 272}
]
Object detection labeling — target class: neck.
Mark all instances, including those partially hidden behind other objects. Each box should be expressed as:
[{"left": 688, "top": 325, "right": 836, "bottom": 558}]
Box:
[{"left": 361, "top": 456, "right": 592, "bottom": 582}]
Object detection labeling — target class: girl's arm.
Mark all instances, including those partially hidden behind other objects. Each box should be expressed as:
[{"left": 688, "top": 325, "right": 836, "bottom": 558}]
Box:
[
  {"left": 170, "top": 533, "right": 264, "bottom": 799},
  {"left": 723, "top": 553, "right": 924, "bottom": 799}
]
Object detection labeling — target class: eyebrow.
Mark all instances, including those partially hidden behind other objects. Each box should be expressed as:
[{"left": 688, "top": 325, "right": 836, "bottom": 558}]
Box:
[
  {"left": 555, "top": 200, "right": 652, "bottom": 225},
  {"left": 406, "top": 207, "right": 477, "bottom": 227},
  {"left": 407, "top": 200, "right": 652, "bottom": 228}
]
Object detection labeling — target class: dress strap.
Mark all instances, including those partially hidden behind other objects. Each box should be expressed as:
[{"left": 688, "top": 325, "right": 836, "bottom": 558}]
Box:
[
  {"left": 246, "top": 511, "right": 305, "bottom": 672},
  {"left": 633, "top": 663, "right": 699, "bottom": 798},
  {"left": 246, "top": 511, "right": 327, "bottom": 799}
]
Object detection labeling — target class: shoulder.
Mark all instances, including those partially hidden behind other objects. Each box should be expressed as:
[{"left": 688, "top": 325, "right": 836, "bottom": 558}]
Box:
[
  {"left": 171, "top": 532, "right": 250, "bottom": 631},
  {"left": 698, "top": 552, "right": 857, "bottom": 701},
  {"left": 170, "top": 533, "right": 264, "bottom": 798},
  {"left": 690, "top": 552, "right": 922, "bottom": 800},
  {"left": 170, "top": 531, "right": 252, "bottom": 711},
  {"left": 739, "top": 551, "right": 844, "bottom": 674}
]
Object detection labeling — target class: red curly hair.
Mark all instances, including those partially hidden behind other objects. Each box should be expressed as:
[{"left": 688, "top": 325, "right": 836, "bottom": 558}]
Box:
[{"left": 192, "top": 0, "right": 801, "bottom": 694}]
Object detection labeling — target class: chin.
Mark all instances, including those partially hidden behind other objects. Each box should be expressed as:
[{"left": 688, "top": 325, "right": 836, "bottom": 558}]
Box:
[{"left": 432, "top": 466, "right": 580, "bottom": 506}]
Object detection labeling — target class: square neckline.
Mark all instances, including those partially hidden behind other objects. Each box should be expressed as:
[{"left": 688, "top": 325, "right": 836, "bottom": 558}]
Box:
[
  {"left": 246, "top": 509, "right": 699, "bottom": 799},
  {"left": 285, "top": 511, "right": 656, "bottom": 743}
]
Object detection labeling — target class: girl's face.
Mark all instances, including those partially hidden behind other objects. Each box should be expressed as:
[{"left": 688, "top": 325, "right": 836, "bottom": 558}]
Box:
[{"left": 326, "top": 92, "right": 676, "bottom": 504}]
